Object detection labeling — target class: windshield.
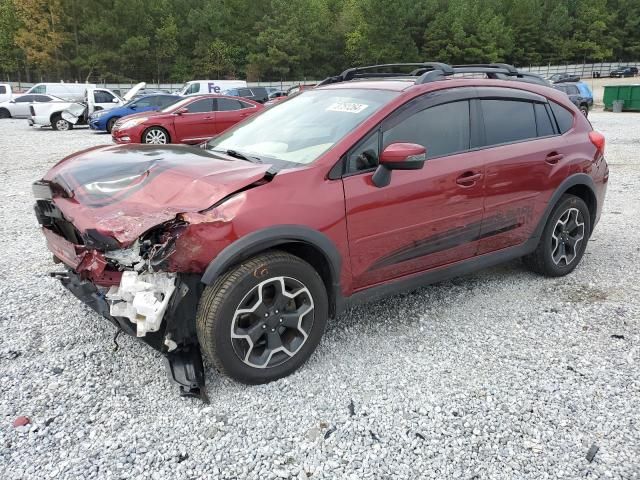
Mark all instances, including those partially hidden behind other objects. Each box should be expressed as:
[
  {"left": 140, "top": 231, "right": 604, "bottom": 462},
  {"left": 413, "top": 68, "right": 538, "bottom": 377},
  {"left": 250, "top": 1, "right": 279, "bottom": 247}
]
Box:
[{"left": 207, "top": 88, "right": 397, "bottom": 165}]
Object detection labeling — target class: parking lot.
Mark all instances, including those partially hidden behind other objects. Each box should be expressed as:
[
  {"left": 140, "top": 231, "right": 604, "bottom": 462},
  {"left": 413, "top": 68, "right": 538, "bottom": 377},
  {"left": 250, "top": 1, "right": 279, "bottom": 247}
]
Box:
[{"left": 0, "top": 112, "right": 638, "bottom": 479}]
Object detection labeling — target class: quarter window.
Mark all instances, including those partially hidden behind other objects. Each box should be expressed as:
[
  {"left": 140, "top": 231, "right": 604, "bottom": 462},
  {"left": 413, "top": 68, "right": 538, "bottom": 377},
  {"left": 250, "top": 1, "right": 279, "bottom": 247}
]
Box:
[
  {"left": 347, "top": 131, "right": 380, "bottom": 172},
  {"left": 549, "top": 101, "right": 574, "bottom": 133},
  {"left": 15, "top": 95, "right": 34, "bottom": 103},
  {"left": 383, "top": 100, "right": 470, "bottom": 158},
  {"left": 481, "top": 99, "right": 537, "bottom": 146}
]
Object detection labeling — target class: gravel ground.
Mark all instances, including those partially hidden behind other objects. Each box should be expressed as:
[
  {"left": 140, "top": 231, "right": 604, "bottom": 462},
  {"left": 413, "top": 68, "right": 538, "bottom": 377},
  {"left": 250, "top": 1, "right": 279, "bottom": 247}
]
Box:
[{"left": 0, "top": 114, "right": 639, "bottom": 480}]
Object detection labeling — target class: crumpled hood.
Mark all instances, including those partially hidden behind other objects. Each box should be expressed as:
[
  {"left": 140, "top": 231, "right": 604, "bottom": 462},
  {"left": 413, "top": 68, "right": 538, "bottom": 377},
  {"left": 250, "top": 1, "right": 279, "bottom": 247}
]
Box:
[{"left": 42, "top": 144, "right": 271, "bottom": 245}]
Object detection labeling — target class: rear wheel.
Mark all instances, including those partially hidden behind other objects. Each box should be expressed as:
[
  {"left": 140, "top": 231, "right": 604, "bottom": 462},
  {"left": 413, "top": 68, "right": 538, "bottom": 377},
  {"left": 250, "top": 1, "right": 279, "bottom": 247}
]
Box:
[
  {"left": 523, "top": 194, "right": 591, "bottom": 277},
  {"left": 0, "top": 108, "right": 10, "bottom": 119},
  {"left": 142, "top": 126, "right": 169, "bottom": 144},
  {"left": 51, "top": 114, "right": 72, "bottom": 131},
  {"left": 196, "top": 251, "right": 328, "bottom": 384},
  {"left": 106, "top": 117, "right": 119, "bottom": 133}
]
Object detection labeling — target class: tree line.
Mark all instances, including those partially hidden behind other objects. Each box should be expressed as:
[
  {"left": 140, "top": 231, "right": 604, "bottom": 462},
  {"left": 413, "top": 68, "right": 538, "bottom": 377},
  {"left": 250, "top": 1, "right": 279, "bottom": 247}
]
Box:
[{"left": 0, "top": 0, "right": 638, "bottom": 83}]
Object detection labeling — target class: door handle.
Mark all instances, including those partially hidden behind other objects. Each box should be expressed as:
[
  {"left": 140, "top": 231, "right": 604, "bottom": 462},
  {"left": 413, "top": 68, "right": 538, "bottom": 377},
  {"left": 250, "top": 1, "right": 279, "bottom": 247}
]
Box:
[
  {"left": 456, "top": 172, "right": 483, "bottom": 186},
  {"left": 545, "top": 152, "right": 564, "bottom": 164}
]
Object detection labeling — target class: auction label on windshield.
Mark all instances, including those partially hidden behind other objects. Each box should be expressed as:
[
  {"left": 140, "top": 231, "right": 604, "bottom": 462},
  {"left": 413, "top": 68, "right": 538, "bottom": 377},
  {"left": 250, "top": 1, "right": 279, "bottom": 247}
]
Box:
[{"left": 326, "top": 102, "right": 368, "bottom": 113}]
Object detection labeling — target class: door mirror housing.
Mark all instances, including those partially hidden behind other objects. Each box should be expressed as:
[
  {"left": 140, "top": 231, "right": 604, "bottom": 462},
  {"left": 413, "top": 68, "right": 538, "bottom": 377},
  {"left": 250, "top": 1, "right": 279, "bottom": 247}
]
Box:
[
  {"left": 175, "top": 107, "right": 188, "bottom": 115},
  {"left": 112, "top": 98, "right": 119, "bottom": 103},
  {"left": 372, "top": 143, "right": 427, "bottom": 187}
]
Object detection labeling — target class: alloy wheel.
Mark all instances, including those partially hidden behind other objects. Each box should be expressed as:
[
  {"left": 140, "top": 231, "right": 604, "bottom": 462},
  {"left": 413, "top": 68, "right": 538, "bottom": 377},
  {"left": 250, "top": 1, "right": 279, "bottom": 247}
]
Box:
[
  {"left": 56, "top": 119, "right": 70, "bottom": 131},
  {"left": 144, "top": 129, "right": 168, "bottom": 144},
  {"left": 230, "top": 276, "right": 314, "bottom": 369},
  {"left": 551, "top": 207, "right": 585, "bottom": 266}
]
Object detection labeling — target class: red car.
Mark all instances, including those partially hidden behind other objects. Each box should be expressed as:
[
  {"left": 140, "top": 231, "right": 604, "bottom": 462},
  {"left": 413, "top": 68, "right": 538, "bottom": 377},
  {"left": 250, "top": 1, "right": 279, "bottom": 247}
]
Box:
[
  {"left": 111, "top": 94, "right": 263, "bottom": 145},
  {"left": 33, "top": 63, "right": 608, "bottom": 398}
]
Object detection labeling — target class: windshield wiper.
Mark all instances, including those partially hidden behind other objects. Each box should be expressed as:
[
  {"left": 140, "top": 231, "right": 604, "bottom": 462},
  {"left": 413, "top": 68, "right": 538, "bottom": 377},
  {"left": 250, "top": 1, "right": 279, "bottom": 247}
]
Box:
[{"left": 213, "top": 149, "right": 261, "bottom": 163}]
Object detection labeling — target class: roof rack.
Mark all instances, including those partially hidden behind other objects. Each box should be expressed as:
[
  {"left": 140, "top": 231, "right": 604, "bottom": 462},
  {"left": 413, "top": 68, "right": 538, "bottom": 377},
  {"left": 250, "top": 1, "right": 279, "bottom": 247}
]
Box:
[{"left": 317, "top": 62, "right": 546, "bottom": 86}]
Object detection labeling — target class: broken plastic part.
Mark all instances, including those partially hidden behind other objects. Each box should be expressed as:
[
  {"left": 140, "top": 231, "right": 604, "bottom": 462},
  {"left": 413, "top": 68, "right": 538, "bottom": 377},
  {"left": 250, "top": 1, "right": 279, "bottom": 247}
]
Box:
[
  {"left": 104, "top": 241, "right": 143, "bottom": 268},
  {"left": 107, "top": 271, "right": 176, "bottom": 337}
]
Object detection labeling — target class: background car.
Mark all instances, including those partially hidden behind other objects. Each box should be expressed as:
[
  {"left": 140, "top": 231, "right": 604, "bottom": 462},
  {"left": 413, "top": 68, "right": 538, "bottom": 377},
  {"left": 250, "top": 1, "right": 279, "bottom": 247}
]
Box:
[
  {"left": 0, "top": 94, "right": 63, "bottom": 119},
  {"left": 222, "top": 86, "right": 269, "bottom": 103},
  {"left": 553, "top": 81, "right": 593, "bottom": 116},
  {"left": 609, "top": 67, "right": 638, "bottom": 78},
  {"left": 548, "top": 73, "right": 580, "bottom": 83},
  {"left": 111, "top": 94, "right": 263, "bottom": 144},
  {"left": 89, "top": 94, "right": 179, "bottom": 133}
]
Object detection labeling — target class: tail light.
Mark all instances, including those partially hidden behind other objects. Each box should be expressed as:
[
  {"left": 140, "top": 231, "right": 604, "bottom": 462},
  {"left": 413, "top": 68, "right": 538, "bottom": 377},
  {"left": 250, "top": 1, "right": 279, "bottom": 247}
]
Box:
[{"left": 589, "top": 131, "right": 605, "bottom": 156}]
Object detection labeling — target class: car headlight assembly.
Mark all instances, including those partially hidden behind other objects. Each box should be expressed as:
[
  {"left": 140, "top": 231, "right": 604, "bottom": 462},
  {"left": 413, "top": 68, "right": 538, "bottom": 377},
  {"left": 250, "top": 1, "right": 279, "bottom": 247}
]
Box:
[
  {"left": 91, "top": 110, "right": 106, "bottom": 119},
  {"left": 119, "top": 117, "right": 148, "bottom": 130}
]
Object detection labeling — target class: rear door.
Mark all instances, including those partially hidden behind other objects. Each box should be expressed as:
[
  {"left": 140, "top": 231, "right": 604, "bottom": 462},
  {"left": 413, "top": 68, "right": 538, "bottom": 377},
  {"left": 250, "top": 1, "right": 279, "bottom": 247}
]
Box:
[
  {"left": 475, "top": 88, "right": 565, "bottom": 255},
  {"left": 173, "top": 97, "right": 215, "bottom": 142},
  {"left": 212, "top": 98, "right": 258, "bottom": 134},
  {"left": 342, "top": 89, "right": 488, "bottom": 289}
]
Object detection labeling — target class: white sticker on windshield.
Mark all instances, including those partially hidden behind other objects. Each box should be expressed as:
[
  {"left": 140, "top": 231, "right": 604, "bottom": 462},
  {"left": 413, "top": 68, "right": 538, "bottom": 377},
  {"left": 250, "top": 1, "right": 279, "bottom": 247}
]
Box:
[{"left": 326, "top": 102, "right": 368, "bottom": 114}]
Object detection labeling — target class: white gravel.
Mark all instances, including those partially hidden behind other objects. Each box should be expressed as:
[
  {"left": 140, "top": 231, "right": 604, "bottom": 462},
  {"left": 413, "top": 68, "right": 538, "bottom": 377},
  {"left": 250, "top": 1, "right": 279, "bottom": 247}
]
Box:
[{"left": 1, "top": 115, "right": 639, "bottom": 479}]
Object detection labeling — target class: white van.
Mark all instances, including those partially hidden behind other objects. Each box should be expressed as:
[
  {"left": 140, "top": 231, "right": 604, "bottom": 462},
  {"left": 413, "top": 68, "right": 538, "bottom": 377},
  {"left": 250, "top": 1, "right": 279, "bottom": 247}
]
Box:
[
  {"left": 0, "top": 83, "right": 12, "bottom": 103},
  {"left": 179, "top": 80, "right": 248, "bottom": 96},
  {"left": 25, "top": 83, "right": 96, "bottom": 101}
]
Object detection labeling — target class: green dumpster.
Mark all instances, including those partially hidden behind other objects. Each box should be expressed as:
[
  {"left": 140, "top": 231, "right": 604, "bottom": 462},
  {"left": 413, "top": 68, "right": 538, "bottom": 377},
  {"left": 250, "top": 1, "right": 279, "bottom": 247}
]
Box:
[{"left": 603, "top": 84, "right": 640, "bottom": 111}]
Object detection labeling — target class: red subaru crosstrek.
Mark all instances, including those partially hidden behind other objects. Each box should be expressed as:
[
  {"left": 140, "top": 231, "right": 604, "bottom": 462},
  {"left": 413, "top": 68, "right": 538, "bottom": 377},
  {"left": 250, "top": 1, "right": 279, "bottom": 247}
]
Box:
[
  {"left": 111, "top": 94, "right": 263, "bottom": 145},
  {"left": 33, "top": 63, "right": 608, "bottom": 398}
]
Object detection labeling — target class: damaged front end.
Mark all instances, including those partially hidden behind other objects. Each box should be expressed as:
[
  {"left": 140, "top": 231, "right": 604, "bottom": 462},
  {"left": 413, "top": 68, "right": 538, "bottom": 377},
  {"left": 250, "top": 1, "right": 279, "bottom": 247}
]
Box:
[{"left": 34, "top": 189, "right": 206, "bottom": 399}]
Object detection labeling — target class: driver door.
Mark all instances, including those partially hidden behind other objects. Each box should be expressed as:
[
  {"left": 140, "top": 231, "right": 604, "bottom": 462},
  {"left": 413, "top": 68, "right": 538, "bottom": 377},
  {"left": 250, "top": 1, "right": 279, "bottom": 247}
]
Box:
[
  {"left": 342, "top": 93, "right": 487, "bottom": 290},
  {"left": 173, "top": 98, "right": 215, "bottom": 142}
]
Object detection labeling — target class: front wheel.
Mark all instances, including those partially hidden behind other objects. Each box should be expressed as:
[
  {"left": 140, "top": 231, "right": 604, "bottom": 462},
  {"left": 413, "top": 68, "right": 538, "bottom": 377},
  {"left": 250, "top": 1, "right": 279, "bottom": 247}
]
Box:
[
  {"left": 523, "top": 194, "right": 591, "bottom": 277},
  {"left": 51, "top": 115, "right": 72, "bottom": 131},
  {"left": 142, "top": 126, "right": 169, "bottom": 144},
  {"left": 106, "top": 117, "right": 119, "bottom": 133},
  {"left": 196, "top": 251, "right": 328, "bottom": 384}
]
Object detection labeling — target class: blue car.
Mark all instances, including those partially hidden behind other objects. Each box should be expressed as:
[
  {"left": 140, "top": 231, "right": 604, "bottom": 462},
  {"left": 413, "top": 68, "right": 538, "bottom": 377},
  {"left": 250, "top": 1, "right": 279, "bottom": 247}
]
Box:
[
  {"left": 575, "top": 82, "right": 594, "bottom": 105},
  {"left": 89, "top": 94, "right": 180, "bottom": 133}
]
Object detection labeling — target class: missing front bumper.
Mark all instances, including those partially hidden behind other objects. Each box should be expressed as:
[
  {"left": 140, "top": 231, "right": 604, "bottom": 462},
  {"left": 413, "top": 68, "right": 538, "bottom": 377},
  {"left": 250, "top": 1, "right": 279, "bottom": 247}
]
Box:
[{"left": 55, "top": 269, "right": 207, "bottom": 400}]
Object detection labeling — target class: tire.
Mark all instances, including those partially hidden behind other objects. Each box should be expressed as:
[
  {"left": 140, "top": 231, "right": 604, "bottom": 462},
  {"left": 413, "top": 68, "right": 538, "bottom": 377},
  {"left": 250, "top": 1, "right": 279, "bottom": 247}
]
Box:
[
  {"left": 106, "top": 117, "right": 119, "bottom": 133},
  {"left": 523, "top": 194, "right": 591, "bottom": 277},
  {"left": 51, "top": 115, "right": 72, "bottom": 131},
  {"left": 142, "top": 126, "right": 170, "bottom": 144},
  {"left": 196, "top": 250, "right": 328, "bottom": 384},
  {"left": 579, "top": 105, "right": 589, "bottom": 117},
  {"left": 0, "top": 108, "right": 11, "bottom": 119}
]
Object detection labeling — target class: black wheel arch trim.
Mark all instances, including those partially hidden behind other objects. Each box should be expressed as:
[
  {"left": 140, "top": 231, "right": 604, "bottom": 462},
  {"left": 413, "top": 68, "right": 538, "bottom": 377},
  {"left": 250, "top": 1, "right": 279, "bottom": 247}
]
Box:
[
  {"left": 532, "top": 173, "right": 597, "bottom": 240},
  {"left": 200, "top": 225, "right": 344, "bottom": 314}
]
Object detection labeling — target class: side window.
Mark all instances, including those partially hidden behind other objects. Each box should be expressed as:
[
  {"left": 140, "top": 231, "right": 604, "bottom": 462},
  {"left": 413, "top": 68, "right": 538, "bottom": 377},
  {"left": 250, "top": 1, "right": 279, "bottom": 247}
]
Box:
[
  {"left": 549, "top": 101, "right": 574, "bottom": 134},
  {"left": 481, "top": 99, "right": 537, "bottom": 146},
  {"left": 134, "top": 96, "right": 155, "bottom": 108},
  {"left": 0, "top": 86, "right": 5, "bottom": 94},
  {"left": 158, "top": 96, "right": 177, "bottom": 107},
  {"left": 34, "top": 95, "right": 51, "bottom": 102},
  {"left": 347, "top": 131, "right": 380, "bottom": 173},
  {"left": 186, "top": 98, "right": 213, "bottom": 113},
  {"left": 534, "top": 103, "right": 555, "bottom": 137},
  {"left": 238, "top": 88, "right": 252, "bottom": 97},
  {"left": 383, "top": 100, "right": 470, "bottom": 158},
  {"left": 94, "top": 90, "right": 115, "bottom": 104},
  {"left": 568, "top": 86, "right": 580, "bottom": 95},
  {"left": 238, "top": 100, "right": 254, "bottom": 109},
  {"left": 185, "top": 83, "right": 199, "bottom": 95},
  {"left": 215, "top": 98, "right": 242, "bottom": 111},
  {"left": 31, "top": 85, "right": 46, "bottom": 94}
]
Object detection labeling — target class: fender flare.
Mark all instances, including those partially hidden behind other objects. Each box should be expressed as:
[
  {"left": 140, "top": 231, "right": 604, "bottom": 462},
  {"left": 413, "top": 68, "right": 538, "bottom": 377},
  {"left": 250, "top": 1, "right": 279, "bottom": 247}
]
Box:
[
  {"left": 200, "top": 225, "right": 343, "bottom": 290},
  {"left": 532, "top": 173, "right": 597, "bottom": 240}
]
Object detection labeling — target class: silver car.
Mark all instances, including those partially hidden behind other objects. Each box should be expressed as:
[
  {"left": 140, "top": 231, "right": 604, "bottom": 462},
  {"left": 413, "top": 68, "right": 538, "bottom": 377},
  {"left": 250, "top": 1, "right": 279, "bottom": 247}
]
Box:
[{"left": 0, "top": 94, "right": 63, "bottom": 119}]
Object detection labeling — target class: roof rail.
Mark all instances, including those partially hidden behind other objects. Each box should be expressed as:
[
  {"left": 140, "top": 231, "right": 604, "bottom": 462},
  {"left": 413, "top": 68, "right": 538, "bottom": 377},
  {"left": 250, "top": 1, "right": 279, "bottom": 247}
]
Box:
[
  {"left": 318, "top": 62, "right": 541, "bottom": 86},
  {"left": 317, "top": 63, "right": 454, "bottom": 86}
]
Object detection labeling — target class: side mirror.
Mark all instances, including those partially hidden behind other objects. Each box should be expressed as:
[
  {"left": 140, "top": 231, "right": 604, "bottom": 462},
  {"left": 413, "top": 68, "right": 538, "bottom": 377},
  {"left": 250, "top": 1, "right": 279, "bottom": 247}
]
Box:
[
  {"left": 372, "top": 143, "right": 426, "bottom": 188},
  {"left": 175, "top": 107, "right": 188, "bottom": 115},
  {"left": 130, "top": 104, "right": 137, "bottom": 110}
]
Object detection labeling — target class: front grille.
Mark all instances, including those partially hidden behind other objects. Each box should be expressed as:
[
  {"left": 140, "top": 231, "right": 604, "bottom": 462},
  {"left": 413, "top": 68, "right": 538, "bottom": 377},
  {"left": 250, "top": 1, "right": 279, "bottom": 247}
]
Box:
[{"left": 34, "top": 199, "right": 83, "bottom": 245}]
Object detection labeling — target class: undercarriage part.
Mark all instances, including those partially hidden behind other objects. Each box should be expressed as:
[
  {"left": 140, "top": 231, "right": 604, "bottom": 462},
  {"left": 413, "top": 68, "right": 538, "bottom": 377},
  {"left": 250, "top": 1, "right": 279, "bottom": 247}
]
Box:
[
  {"left": 107, "top": 271, "right": 177, "bottom": 337},
  {"left": 164, "top": 347, "right": 208, "bottom": 402}
]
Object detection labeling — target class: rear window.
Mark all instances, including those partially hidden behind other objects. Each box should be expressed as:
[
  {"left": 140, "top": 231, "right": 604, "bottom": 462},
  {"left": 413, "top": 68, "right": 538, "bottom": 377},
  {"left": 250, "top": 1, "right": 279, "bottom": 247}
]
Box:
[
  {"left": 481, "top": 100, "right": 537, "bottom": 146},
  {"left": 550, "top": 101, "right": 574, "bottom": 133}
]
